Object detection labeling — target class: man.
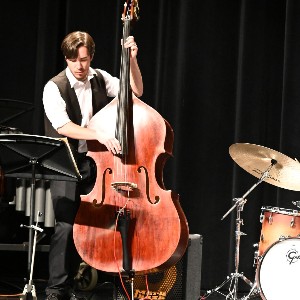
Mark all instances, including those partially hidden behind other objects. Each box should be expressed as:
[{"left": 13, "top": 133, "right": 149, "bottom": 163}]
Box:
[{"left": 43, "top": 31, "right": 143, "bottom": 300}]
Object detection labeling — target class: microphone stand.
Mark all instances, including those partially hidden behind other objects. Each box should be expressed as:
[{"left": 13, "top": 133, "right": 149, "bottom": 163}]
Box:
[{"left": 202, "top": 160, "right": 276, "bottom": 299}]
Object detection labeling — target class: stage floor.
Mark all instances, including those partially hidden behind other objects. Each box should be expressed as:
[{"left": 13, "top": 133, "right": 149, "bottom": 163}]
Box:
[
  {"left": 0, "top": 277, "right": 262, "bottom": 300},
  {"left": 0, "top": 249, "right": 261, "bottom": 300}
]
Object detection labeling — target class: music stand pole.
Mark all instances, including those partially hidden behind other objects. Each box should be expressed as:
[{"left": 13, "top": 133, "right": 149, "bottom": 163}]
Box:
[
  {"left": 21, "top": 213, "right": 44, "bottom": 300},
  {"left": 26, "top": 158, "right": 37, "bottom": 278}
]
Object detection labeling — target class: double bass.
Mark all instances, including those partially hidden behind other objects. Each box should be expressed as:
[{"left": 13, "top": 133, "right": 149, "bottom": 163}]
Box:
[{"left": 73, "top": 0, "right": 189, "bottom": 275}]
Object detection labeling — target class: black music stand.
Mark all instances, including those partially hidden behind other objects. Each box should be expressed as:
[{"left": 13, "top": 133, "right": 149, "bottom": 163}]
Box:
[
  {"left": 0, "top": 98, "right": 34, "bottom": 126},
  {"left": 0, "top": 134, "right": 81, "bottom": 299}
]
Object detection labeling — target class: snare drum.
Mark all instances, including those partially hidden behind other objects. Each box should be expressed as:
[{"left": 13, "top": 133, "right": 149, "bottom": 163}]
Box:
[
  {"left": 257, "top": 237, "right": 300, "bottom": 300},
  {"left": 258, "top": 206, "right": 300, "bottom": 256}
]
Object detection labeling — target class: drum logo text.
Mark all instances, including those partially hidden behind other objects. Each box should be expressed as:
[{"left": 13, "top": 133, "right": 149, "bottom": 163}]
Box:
[{"left": 286, "top": 247, "right": 300, "bottom": 264}]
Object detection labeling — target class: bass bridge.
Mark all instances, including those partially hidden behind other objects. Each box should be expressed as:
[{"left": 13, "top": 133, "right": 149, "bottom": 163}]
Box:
[{"left": 111, "top": 181, "right": 137, "bottom": 192}]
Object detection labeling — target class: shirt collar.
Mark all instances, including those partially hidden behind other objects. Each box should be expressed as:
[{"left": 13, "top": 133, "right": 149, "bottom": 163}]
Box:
[{"left": 66, "top": 67, "right": 97, "bottom": 88}]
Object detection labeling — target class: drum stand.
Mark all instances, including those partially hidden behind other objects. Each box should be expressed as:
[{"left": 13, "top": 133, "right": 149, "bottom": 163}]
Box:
[{"left": 202, "top": 162, "right": 276, "bottom": 300}]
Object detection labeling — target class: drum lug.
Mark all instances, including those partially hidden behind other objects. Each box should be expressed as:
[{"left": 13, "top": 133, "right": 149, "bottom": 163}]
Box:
[
  {"left": 268, "top": 213, "right": 273, "bottom": 224},
  {"left": 279, "top": 235, "right": 287, "bottom": 241},
  {"left": 253, "top": 244, "right": 259, "bottom": 267},
  {"left": 290, "top": 217, "right": 295, "bottom": 228},
  {"left": 259, "top": 213, "right": 264, "bottom": 223}
]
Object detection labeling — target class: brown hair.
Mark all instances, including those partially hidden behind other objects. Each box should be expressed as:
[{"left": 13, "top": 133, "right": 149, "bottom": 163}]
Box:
[{"left": 61, "top": 31, "right": 95, "bottom": 59}]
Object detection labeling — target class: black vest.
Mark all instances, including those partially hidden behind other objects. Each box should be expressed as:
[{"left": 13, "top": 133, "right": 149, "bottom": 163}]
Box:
[{"left": 44, "top": 69, "right": 109, "bottom": 151}]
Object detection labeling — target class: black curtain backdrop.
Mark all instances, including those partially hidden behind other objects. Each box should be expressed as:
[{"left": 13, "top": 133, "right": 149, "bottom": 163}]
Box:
[{"left": 1, "top": 0, "right": 300, "bottom": 293}]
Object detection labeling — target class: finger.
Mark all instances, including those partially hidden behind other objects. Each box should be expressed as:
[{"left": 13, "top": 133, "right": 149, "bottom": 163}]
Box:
[
  {"left": 126, "top": 36, "right": 134, "bottom": 42},
  {"left": 115, "top": 142, "right": 122, "bottom": 154},
  {"left": 111, "top": 140, "right": 121, "bottom": 154},
  {"left": 105, "top": 140, "right": 115, "bottom": 153},
  {"left": 124, "top": 37, "right": 136, "bottom": 47}
]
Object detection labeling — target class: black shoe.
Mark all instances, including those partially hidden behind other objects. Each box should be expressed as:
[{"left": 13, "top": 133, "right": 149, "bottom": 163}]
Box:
[
  {"left": 69, "top": 293, "right": 86, "bottom": 300},
  {"left": 45, "top": 293, "right": 65, "bottom": 300}
]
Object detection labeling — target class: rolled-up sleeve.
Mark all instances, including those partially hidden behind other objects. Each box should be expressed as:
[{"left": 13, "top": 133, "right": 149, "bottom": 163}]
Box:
[
  {"left": 42, "top": 81, "right": 71, "bottom": 130},
  {"left": 97, "top": 69, "right": 119, "bottom": 97}
]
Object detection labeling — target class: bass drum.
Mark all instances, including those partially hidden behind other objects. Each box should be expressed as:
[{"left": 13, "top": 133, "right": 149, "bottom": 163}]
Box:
[{"left": 257, "top": 237, "right": 300, "bottom": 300}]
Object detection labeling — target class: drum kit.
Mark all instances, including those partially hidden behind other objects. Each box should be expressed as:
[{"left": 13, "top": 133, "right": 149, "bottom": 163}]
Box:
[{"left": 203, "top": 143, "right": 300, "bottom": 300}]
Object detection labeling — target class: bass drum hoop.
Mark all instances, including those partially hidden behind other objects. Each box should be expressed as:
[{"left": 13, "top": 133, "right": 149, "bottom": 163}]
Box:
[{"left": 256, "top": 236, "right": 300, "bottom": 300}]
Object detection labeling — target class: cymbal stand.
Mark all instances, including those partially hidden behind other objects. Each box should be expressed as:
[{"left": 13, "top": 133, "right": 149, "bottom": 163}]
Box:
[
  {"left": 202, "top": 161, "right": 276, "bottom": 300},
  {"left": 20, "top": 211, "right": 43, "bottom": 300}
]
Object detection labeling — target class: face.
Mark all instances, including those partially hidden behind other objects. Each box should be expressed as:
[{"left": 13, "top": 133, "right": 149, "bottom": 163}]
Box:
[{"left": 65, "top": 46, "right": 92, "bottom": 81}]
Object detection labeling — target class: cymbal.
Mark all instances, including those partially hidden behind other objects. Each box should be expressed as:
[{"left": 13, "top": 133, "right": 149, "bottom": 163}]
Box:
[{"left": 229, "top": 143, "right": 300, "bottom": 191}]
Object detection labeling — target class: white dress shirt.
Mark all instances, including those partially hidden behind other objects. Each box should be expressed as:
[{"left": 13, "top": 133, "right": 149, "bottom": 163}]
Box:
[{"left": 43, "top": 67, "right": 119, "bottom": 152}]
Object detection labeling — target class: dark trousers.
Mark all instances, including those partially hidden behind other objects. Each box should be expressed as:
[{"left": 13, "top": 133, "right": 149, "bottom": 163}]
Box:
[{"left": 46, "top": 155, "right": 96, "bottom": 296}]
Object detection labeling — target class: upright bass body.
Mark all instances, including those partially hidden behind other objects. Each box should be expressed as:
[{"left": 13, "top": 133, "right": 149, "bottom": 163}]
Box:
[{"left": 73, "top": 95, "right": 189, "bottom": 274}]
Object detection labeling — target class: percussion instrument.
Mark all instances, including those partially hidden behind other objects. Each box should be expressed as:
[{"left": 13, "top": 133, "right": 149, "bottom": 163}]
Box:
[
  {"left": 257, "top": 237, "right": 300, "bottom": 300},
  {"left": 258, "top": 206, "right": 300, "bottom": 256},
  {"left": 229, "top": 143, "right": 300, "bottom": 191},
  {"left": 15, "top": 178, "right": 55, "bottom": 227},
  {"left": 207, "top": 143, "right": 300, "bottom": 300}
]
